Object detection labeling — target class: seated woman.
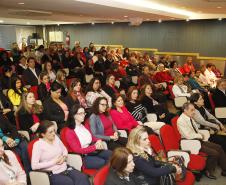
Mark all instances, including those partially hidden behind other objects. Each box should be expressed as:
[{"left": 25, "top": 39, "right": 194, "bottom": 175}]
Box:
[
  {"left": 169, "top": 61, "right": 182, "bottom": 79},
  {"left": 89, "top": 97, "right": 127, "bottom": 150},
  {"left": 7, "top": 77, "right": 27, "bottom": 108},
  {"left": 32, "top": 120, "right": 90, "bottom": 185},
  {"left": 64, "top": 78, "right": 87, "bottom": 111},
  {"left": 190, "top": 93, "right": 226, "bottom": 152},
  {"left": 110, "top": 94, "right": 138, "bottom": 132},
  {"left": 172, "top": 75, "right": 192, "bottom": 98},
  {"left": 105, "top": 147, "right": 136, "bottom": 185},
  {"left": 85, "top": 77, "right": 112, "bottom": 108},
  {"left": 0, "top": 138, "right": 27, "bottom": 185},
  {"left": 64, "top": 104, "right": 111, "bottom": 169},
  {"left": 54, "top": 69, "right": 68, "bottom": 97},
  {"left": 103, "top": 74, "right": 119, "bottom": 99},
  {"left": 0, "top": 114, "right": 31, "bottom": 175},
  {"left": 38, "top": 71, "right": 51, "bottom": 102},
  {"left": 0, "top": 65, "right": 15, "bottom": 90},
  {"left": 16, "top": 92, "right": 43, "bottom": 136},
  {"left": 154, "top": 63, "right": 173, "bottom": 83},
  {"left": 43, "top": 61, "right": 56, "bottom": 83},
  {"left": 125, "top": 86, "right": 165, "bottom": 134},
  {"left": 43, "top": 82, "right": 69, "bottom": 132},
  {"left": 127, "top": 126, "right": 179, "bottom": 185},
  {"left": 140, "top": 84, "right": 175, "bottom": 124}
]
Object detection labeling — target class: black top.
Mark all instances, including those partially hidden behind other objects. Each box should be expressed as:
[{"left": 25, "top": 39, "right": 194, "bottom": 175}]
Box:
[
  {"left": 212, "top": 88, "right": 226, "bottom": 107},
  {"left": 22, "top": 68, "right": 41, "bottom": 86},
  {"left": 126, "top": 64, "right": 141, "bottom": 77},
  {"left": 105, "top": 167, "right": 137, "bottom": 185},
  {"left": 133, "top": 154, "right": 176, "bottom": 185},
  {"left": 103, "top": 85, "right": 119, "bottom": 99},
  {"left": 140, "top": 95, "right": 155, "bottom": 114},
  {"left": 37, "top": 83, "right": 50, "bottom": 102},
  {"left": 54, "top": 80, "right": 68, "bottom": 97},
  {"left": 125, "top": 101, "right": 147, "bottom": 122}
]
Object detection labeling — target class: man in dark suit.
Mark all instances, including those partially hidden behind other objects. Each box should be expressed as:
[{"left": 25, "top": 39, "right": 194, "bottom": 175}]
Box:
[
  {"left": 213, "top": 79, "right": 226, "bottom": 107},
  {"left": 22, "top": 57, "right": 40, "bottom": 86}
]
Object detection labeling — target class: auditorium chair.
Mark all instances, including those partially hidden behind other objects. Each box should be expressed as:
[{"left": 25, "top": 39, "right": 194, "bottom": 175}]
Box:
[
  {"left": 93, "top": 165, "right": 110, "bottom": 185},
  {"left": 159, "top": 125, "right": 206, "bottom": 172},
  {"left": 149, "top": 134, "right": 195, "bottom": 185},
  {"left": 174, "top": 96, "right": 188, "bottom": 109},
  {"left": 28, "top": 138, "right": 83, "bottom": 185},
  {"left": 208, "top": 93, "right": 215, "bottom": 113}
]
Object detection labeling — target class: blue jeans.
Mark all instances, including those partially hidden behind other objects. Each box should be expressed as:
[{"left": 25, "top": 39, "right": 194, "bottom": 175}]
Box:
[
  {"left": 13, "top": 140, "right": 31, "bottom": 174},
  {"left": 83, "top": 150, "right": 112, "bottom": 169},
  {"left": 49, "top": 169, "right": 90, "bottom": 185}
]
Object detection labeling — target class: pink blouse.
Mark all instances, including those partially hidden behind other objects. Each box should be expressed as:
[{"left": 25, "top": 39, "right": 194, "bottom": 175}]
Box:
[{"left": 58, "top": 102, "right": 69, "bottom": 121}]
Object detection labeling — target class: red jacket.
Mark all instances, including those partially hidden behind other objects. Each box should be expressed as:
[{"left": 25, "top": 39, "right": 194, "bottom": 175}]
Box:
[
  {"left": 64, "top": 127, "right": 98, "bottom": 154},
  {"left": 183, "top": 63, "right": 195, "bottom": 74},
  {"left": 154, "top": 71, "right": 173, "bottom": 83}
]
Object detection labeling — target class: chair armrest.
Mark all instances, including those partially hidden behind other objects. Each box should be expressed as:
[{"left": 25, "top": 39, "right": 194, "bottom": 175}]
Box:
[
  {"left": 18, "top": 130, "right": 30, "bottom": 141},
  {"left": 118, "top": 130, "right": 128, "bottom": 138},
  {"left": 174, "top": 96, "right": 188, "bottom": 108},
  {"left": 67, "top": 153, "right": 83, "bottom": 171},
  {"left": 215, "top": 107, "right": 226, "bottom": 119},
  {"left": 180, "top": 139, "right": 201, "bottom": 155},
  {"left": 29, "top": 171, "right": 50, "bottom": 185},
  {"left": 147, "top": 113, "right": 157, "bottom": 122},
  {"left": 167, "top": 150, "right": 190, "bottom": 167}
]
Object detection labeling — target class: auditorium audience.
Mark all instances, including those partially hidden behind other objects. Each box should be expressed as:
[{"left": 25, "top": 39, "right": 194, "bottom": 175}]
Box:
[
  {"left": 177, "top": 102, "right": 226, "bottom": 179},
  {"left": 105, "top": 147, "right": 136, "bottom": 185},
  {"left": 0, "top": 138, "right": 27, "bottom": 185},
  {"left": 89, "top": 97, "right": 127, "bottom": 150},
  {"left": 32, "top": 120, "right": 90, "bottom": 185},
  {"left": 64, "top": 104, "right": 111, "bottom": 169}
]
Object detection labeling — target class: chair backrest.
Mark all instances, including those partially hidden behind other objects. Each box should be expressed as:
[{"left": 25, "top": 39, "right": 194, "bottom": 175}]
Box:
[
  {"left": 160, "top": 125, "right": 180, "bottom": 152},
  {"left": 208, "top": 93, "right": 215, "bottom": 112},
  {"left": 215, "top": 107, "right": 226, "bottom": 119},
  {"left": 168, "top": 85, "right": 175, "bottom": 99},
  {"left": 171, "top": 116, "right": 181, "bottom": 141},
  {"left": 27, "top": 138, "right": 39, "bottom": 162},
  {"left": 60, "top": 127, "right": 71, "bottom": 151},
  {"left": 30, "top": 86, "right": 39, "bottom": 100},
  {"left": 148, "top": 134, "right": 165, "bottom": 154},
  {"left": 174, "top": 96, "right": 188, "bottom": 108},
  {"left": 93, "top": 165, "right": 110, "bottom": 185}
]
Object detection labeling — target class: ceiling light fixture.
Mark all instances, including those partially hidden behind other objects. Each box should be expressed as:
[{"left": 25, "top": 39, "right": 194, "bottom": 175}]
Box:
[
  {"left": 146, "top": 18, "right": 150, "bottom": 21},
  {"left": 158, "top": 19, "right": 162, "bottom": 23},
  {"left": 111, "top": 21, "right": 114, "bottom": 24},
  {"left": 0, "top": 20, "right": 4, "bottom": 23},
  {"left": 57, "top": 23, "right": 60, "bottom": 26},
  {"left": 91, "top": 22, "right": 95, "bottom": 25},
  {"left": 218, "top": 17, "right": 222, "bottom": 21},
  {"left": 217, "top": 6, "right": 222, "bottom": 9},
  {"left": 18, "top": 2, "right": 25, "bottom": 5},
  {"left": 124, "top": 15, "right": 128, "bottom": 18},
  {"left": 26, "top": 22, "right": 30, "bottom": 25},
  {"left": 186, "top": 18, "right": 190, "bottom": 22}
]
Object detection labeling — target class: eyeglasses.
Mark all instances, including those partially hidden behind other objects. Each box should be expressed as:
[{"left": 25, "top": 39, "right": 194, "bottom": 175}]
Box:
[{"left": 99, "top": 103, "right": 108, "bottom": 107}]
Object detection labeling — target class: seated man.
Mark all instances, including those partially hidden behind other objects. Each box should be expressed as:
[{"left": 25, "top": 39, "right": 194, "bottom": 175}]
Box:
[
  {"left": 177, "top": 102, "right": 226, "bottom": 179},
  {"left": 213, "top": 78, "right": 226, "bottom": 108}
]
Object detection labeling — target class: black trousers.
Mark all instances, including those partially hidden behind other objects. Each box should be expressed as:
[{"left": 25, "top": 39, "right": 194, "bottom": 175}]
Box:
[
  {"left": 107, "top": 137, "right": 128, "bottom": 151},
  {"left": 209, "top": 134, "right": 226, "bottom": 152}
]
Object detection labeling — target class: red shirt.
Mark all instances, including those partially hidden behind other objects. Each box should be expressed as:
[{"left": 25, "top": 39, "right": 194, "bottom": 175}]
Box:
[{"left": 99, "top": 114, "right": 114, "bottom": 136}]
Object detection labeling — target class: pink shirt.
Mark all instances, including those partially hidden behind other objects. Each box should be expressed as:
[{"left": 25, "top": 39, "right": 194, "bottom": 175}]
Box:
[
  {"left": 110, "top": 106, "right": 138, "bottom": 132},
  {"left": 58, "top": 102, "right": 69, "bottom": 121},
  {"left": 31, "top": 136, "right": 68, "bottom": 174},
  {"left": 99, "top": 114, "right": 114, "bottom": 136}
]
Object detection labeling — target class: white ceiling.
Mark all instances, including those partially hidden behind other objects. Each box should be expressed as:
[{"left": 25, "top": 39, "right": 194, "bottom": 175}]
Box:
[{"left": 0, "top": 0, "right": 225, "bottom": 25}]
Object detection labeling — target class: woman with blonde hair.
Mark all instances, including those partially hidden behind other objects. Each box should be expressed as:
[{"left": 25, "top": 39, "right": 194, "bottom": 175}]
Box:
[
  {"left": 16, "top": 92, "right": 43, "bottom": 135},
  {"left": 127, "top": 126, "right": 178, "bottom": 185},
  {"left": 172, "top": 75, "right": 191, "bottom": 98}
]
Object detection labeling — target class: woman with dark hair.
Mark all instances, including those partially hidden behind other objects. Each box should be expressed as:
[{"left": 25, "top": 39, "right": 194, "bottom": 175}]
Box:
[
  {"left": 140, "top": 84, "right": 175, "bottom": 124},
  {"left": 105, "top": 147, "right": 136, "bottom": 185},
  {"left": 32, "top": 120, "right": 90, "bottom": 185},
  {"left": 38, "top": 71, "right": 51, "bottom": 102},
  {"left": 0, "top": 65, "right": 15, "bottom": 90},
  {"left": 43, "top": 61, "right": 56, "bottom": 83},
  {"left": 54, "top": 69, "right": 68, "bottom": 97},
  {"left": 43, "top": 82, "right": 69, "bottom": 132},
  {"left": 16, "top": 92, "right": 43, "bottom": 135},
  {"left": 110, "top": 94, "right": 138, "bottom": 132},
  {"left": 103, "top": 74, "right": 119, "bottom": 99},
  {"left": 64, "top": 78, "right": 87, "bottom": 110},
  {"left": 85, "top": 77, "right": 111, "bottom": 108},
  {"left": 64, "top": 104, "right": 111, "bottom": 169},
  {"left": 7, "top": 76, "right": 27, "bottom": 107},
  {"left": 123, "top": 48, "right": 130, "bottom": 60},
  {"left": 190, "top": 93, "right": 226, "bottom": 152},
  {"left": 169, "top": 61, "right": 182, "bottom": 79},
  {"left": 125, "top": 86, "right": 165, "bottom": 134},
  {"left": 0, "top": 138, "right": 27, "bottom": 185},
  {"left": 89, "top": 97, "right": 127, "bottom": 150}
]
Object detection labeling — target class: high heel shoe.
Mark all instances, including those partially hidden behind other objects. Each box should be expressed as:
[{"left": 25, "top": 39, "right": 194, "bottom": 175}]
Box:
[{"left": 205, "top": 171, "right": 217, "bottom": 180}]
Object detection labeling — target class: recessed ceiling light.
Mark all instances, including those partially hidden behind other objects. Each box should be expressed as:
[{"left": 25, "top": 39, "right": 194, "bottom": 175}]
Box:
[
  {"left": 18, "top": 2, "right": 25, "bottom": 5},
  {"left": 26, "top": 22, "right": 30, "bottom": 25},
  {"left": 146, "top": 18, "right": 150, "bottom": 21},
  {"left": 217, "top": 6, "right": 222, "bottom": 9},
  {"left": 170, "top": 18, "right": 175, "bottom": 20},
  {"left": 0, "top": 20, "right": 4, "bottom": 23},
  {"left": 91, "top": 22, "right": 95, "bottom": 25},
  {"left": 111, "top": 21, "right": 114, "bottom": 24},
  {"left": 124, "top": 15, "right": 128, "bottom": 18},
  {"left": 158, "top": 19, "right": 162, "bottom": 23},
  {"left": 218, "top": 17, "right": 222, "bottom": 21},
  {"left": 186, "top": 18, "right": 190, "bottom": 22}
]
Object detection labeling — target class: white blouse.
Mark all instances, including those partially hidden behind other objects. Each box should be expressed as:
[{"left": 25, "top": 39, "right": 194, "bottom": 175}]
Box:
[{"left": 74, "top": 124, "right": 92, "bottom": 148}]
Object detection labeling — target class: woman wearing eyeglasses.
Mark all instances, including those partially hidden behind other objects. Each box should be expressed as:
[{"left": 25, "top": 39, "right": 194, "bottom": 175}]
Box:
[
  {"left": 89, "top": 97, "right": 127, "bottom": 150},
  {"left": 64, "top": 104, "right": 111, "bottom": 169}
]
